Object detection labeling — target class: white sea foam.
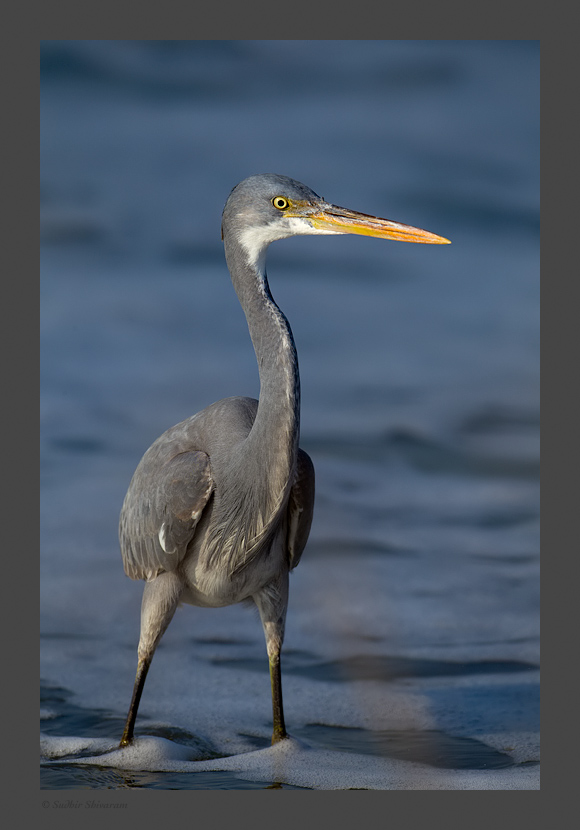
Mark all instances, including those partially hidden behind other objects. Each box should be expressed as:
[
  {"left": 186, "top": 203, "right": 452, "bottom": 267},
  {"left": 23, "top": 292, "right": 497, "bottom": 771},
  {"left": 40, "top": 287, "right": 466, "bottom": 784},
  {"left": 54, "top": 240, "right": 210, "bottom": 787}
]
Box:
[{"left": 40, "top": 733, "right": 539, "bottom": 790}]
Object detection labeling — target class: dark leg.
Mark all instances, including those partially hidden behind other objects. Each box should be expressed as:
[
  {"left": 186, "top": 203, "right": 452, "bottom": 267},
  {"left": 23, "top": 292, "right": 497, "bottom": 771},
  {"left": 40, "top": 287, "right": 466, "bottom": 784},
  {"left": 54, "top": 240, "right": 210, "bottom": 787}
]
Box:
[
  {"left": 120, "top": 656, "right": 152, "bottom": 747},
  {"left": 254, "top": 573, "right": 290, "bottom": 745},
  {"left": 269, "top": 651, "right": 287, "bottom": 744},
  {"left": 118, "top": 571, "right": 181, "bottom": 748}
]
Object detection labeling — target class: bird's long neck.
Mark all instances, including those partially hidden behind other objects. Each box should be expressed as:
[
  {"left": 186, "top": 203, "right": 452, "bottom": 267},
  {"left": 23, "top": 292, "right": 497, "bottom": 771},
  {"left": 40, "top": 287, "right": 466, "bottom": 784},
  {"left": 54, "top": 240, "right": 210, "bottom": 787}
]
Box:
[{"left": 225, "top": 239, "right": 300, "bottom": 497}]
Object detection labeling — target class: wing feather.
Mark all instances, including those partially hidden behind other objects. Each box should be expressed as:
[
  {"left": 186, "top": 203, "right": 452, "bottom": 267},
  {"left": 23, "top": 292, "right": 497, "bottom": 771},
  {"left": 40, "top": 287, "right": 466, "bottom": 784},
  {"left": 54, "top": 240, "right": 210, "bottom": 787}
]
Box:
[
  {"left": 286, "top": 449, "right": 315, "bottom": 570},
  {"left": 120, "top": 449, "right": 213, "bottom": 581}
]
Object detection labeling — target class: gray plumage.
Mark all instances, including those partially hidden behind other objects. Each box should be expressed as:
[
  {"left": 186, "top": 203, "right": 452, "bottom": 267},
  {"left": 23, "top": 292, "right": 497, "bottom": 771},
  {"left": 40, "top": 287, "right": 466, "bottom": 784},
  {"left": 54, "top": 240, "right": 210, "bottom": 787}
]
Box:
[{"left": 118, "top": 174, "right": 450, "bottom": 747}]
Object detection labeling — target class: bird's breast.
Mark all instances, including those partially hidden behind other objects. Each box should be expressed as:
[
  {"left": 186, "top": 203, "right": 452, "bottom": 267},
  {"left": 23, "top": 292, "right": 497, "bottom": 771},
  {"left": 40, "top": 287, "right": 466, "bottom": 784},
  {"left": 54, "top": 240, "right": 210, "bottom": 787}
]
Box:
[{"left": 179, "top": 518, "right": 288, "bottom": 607}]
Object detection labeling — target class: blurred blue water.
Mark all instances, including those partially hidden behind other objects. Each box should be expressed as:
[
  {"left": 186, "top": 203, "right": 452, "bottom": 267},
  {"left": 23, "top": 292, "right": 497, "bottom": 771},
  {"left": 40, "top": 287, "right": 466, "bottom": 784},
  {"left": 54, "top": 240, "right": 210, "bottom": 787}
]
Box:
[{"left": 40, "top": 41, "right": 539, "bottom": 789}]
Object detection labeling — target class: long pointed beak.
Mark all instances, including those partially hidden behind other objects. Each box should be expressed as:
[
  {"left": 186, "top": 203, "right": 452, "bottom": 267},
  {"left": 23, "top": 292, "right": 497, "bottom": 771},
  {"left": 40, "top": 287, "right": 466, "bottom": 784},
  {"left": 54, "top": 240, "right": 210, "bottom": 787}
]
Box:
[{"left": 308, "top": 203, "right": 451, "bottom": 244}]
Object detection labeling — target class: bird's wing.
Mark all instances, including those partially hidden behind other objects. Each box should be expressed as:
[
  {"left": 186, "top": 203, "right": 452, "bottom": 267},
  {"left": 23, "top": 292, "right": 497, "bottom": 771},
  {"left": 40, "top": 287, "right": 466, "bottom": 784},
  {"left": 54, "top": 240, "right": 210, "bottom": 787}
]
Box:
[
  {"left": 120, "top": 450, "right": 213, "bottom": 581},
  {"left": 286, "top": 448, "right": 315, "bottom": 571}
]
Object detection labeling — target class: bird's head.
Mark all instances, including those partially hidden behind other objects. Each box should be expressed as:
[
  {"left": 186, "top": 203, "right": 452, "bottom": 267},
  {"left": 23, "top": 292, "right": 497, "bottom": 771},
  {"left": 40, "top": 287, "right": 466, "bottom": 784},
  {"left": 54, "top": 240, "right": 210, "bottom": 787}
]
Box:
[{"left": 221, "top": 173, "right": 450, "bottom": 273}]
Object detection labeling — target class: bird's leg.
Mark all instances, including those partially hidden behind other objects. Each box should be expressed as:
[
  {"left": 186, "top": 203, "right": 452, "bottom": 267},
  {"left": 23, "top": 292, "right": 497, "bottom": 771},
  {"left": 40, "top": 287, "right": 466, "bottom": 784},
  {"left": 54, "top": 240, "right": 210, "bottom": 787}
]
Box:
[
  {"left": 119, "top": 654, "right": 151, "bottom": 747},
  {"left": 269, "top": 648, "right": 287, "bottom": 744},
  {"left": 119, "top": 571, "right": 182, "bottom": 748},
  {"left": 254, "top": 574, "right": 289, "bottom": 744}
]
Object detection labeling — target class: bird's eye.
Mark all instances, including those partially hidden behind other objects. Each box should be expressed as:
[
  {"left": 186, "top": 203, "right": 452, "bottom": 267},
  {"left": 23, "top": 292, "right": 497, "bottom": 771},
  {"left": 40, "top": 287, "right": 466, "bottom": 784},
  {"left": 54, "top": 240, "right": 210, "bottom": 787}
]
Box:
[{"left": 272, "top": 196, "right": 289, "bottom": 210}]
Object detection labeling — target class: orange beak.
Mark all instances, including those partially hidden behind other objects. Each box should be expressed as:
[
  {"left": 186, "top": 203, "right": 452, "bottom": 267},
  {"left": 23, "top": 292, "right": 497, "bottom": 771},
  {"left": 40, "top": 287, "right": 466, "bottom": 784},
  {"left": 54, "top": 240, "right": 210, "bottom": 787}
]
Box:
[{"left": 306, "top": 203, "right": 451, "bottom": 244}]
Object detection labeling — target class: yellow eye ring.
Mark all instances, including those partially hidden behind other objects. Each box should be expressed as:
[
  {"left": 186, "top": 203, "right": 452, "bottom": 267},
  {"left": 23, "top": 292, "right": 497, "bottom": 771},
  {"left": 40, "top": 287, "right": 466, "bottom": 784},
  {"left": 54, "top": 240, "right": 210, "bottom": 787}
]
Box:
[{"left": 272, "top": 196, "right": 289, "bottom": 210}]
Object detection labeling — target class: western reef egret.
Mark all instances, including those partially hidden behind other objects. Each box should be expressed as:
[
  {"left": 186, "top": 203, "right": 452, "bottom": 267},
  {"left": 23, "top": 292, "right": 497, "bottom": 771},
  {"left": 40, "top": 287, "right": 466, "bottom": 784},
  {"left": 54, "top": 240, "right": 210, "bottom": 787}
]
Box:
[{"left": 118, "top": 174, "right": 450, "bottom": 747}]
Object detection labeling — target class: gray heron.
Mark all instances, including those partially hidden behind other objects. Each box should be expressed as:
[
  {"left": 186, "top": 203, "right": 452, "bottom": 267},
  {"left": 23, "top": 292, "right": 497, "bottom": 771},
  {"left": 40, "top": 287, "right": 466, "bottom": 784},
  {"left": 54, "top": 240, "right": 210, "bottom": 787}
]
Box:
[{"left": 118, "top": 173, "right": 450, "bottom": 747}]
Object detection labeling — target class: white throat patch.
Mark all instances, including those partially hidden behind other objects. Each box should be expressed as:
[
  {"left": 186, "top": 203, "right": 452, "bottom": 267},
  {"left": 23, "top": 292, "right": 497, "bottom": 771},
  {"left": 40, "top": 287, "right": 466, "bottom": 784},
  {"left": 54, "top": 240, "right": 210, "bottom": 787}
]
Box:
[{"left": 238, "top": 217, "right": 341, "bottom": 275}]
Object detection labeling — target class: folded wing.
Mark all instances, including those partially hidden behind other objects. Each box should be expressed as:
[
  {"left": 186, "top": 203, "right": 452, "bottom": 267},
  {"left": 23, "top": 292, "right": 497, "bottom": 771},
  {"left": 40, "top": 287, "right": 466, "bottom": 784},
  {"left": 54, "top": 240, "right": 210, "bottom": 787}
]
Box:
[{"left": 120, "top": 449, "right": 213, "bottom": 581}]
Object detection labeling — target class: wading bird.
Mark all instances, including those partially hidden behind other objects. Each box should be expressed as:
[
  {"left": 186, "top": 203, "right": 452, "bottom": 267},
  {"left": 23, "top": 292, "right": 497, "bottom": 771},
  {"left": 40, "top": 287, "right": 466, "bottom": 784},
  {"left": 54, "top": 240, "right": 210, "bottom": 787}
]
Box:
[{"left": 119, "top": 174, "right": 450, "bottom": 747}]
